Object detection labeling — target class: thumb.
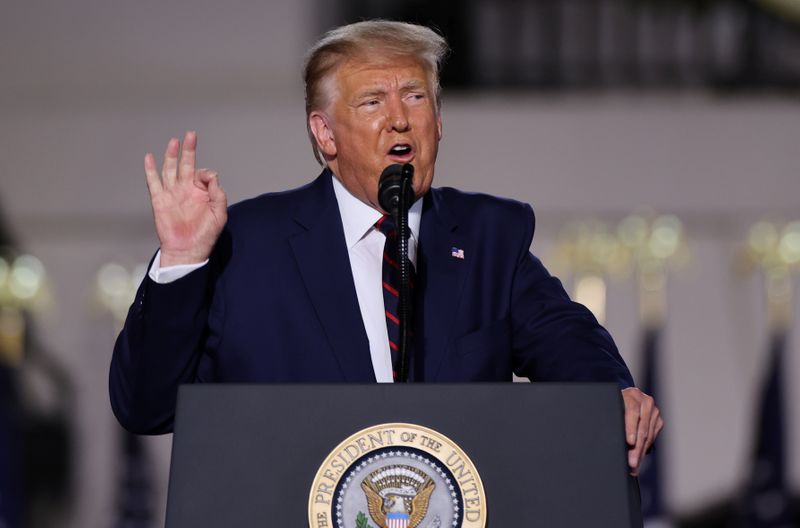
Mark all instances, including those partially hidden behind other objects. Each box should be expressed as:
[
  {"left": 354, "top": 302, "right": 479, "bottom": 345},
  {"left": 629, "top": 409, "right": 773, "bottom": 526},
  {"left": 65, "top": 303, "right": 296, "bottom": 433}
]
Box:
[
  {"left": 194, "top": 168, "right": 215, "bottom": 190},
  {"left": 205, "top": 171, "right": 228, "bottom": 212}
]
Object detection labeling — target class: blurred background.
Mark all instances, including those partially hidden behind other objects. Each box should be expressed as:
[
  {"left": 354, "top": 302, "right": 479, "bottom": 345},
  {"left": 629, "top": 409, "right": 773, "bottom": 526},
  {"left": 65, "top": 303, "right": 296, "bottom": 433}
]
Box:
[{"left": 1, "top": 0, "right": 799, "bottom": 526}]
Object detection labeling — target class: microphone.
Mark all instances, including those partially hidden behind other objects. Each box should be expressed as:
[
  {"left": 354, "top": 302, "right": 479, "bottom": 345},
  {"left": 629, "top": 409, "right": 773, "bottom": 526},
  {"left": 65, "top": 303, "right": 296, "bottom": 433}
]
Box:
[
  {"left": 377, "top": 163, "right": 415, "bottom": 383},
  {"left": 378, "top": 163, "right": 414, "bottom": 218}
]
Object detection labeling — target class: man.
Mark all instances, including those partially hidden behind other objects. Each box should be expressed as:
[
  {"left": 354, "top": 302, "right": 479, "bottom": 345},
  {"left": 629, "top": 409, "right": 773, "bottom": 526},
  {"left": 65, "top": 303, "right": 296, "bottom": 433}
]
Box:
[{"left": 110, "top": 20, "right": 662, "bottom": 475}]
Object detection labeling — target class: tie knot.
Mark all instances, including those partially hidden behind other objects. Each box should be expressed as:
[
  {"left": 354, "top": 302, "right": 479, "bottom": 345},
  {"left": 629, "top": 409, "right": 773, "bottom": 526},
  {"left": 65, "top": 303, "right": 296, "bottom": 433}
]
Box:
[
  {"left": 376, "top": 214, "right": 413, "bottom": 242},
  {"left": 375, "top": 214, "right": 396, "bottom": 236}
]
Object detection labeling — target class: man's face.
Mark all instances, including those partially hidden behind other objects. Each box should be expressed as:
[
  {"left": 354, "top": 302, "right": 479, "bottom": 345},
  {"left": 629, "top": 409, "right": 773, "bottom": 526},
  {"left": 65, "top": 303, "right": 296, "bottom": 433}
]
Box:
[{"left": 309, "top": 55, "right": 442, "bottom": 211}]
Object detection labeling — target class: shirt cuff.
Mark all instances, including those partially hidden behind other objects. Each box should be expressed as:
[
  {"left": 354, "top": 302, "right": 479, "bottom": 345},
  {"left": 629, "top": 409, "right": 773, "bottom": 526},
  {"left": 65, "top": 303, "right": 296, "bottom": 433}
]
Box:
[{"left": 148, "top": 250, "right": 209, "bottom": 284}]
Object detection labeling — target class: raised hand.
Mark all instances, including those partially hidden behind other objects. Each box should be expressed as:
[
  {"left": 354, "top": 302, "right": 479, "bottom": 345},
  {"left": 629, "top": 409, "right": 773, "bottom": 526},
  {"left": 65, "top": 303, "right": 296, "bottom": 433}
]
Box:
[{"left": 144, "top": 131, "right": 228, "bottom": 267}]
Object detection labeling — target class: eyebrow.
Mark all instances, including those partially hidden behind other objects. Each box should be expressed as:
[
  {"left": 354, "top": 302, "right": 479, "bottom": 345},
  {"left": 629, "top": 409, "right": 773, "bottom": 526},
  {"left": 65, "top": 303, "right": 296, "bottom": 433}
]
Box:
[
  {"left": 355, "top": 80, "right": 427, "bottom": 100},
  {"left": 356, "top": 88, "right": 387, "bottom": 99},
  {"left": 401, "top": 79, "right": 424, "bottom": 90}
]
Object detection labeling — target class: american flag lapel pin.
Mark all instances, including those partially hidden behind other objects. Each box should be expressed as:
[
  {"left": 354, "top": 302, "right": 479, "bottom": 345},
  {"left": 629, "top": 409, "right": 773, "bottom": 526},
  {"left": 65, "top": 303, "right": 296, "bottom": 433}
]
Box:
[{"left": 450, "top": 246, "right": 465, "bottom": 259}]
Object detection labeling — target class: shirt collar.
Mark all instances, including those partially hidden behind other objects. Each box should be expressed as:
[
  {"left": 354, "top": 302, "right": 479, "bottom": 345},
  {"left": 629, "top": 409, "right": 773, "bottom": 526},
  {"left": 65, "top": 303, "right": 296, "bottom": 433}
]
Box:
[{"left": 332, "top": 174, "right": 422, "bottom": 249}]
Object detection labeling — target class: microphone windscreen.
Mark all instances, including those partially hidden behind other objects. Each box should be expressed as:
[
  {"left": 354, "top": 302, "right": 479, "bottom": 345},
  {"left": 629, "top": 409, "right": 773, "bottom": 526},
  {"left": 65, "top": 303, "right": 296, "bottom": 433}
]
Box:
[{"left": 378, "top": 164, "right": 404, "bottom": 213}]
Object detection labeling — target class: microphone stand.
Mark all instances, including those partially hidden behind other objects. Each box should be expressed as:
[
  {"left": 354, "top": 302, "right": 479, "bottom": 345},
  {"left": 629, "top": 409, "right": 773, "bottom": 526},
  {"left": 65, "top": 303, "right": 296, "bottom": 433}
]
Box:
[
  {"left": 395, "top": 164, "right": 413, "bottom": 383},
  {"left": 378, "top": 163, "right": 415, "bottom": 383}
]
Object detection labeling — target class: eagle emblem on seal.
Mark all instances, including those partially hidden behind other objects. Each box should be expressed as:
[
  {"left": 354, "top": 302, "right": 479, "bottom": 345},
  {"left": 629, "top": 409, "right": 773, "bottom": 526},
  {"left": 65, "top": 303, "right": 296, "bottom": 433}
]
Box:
[{"left": 360, "top": 464, "right": 436, "bottom": 528}]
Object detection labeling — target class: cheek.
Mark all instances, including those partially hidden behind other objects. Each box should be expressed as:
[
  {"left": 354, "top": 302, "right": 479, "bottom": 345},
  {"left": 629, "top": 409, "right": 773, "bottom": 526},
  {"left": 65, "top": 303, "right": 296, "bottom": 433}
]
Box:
[
  {"left": 346, "top": 120, "right": 384, "bottom": 150},
  {"left": 369, "top": 115, "right": 385, "bottom": 130},
  {"left": 417, "top": 112, "right": 440, "bottom": 143}
]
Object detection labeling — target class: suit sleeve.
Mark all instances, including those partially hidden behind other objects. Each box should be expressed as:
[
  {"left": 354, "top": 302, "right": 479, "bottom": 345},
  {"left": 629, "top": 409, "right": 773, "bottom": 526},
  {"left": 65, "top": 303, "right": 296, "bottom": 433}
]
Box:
[
  {"left": 109, "top": 256, "right": 219, "bottom": 434},
  {"left": 509, "top": 204, "right": 634, "bottom": 388}
]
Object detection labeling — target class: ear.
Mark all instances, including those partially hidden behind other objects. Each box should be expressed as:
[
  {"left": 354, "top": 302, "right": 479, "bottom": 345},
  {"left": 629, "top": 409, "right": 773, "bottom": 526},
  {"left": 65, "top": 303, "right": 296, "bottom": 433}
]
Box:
[
  {"left": 308, "top": 111, "right": 337, "bottom": 158},
  {"left": 436, "top": 111, "right": 443, "bottom": 141}
]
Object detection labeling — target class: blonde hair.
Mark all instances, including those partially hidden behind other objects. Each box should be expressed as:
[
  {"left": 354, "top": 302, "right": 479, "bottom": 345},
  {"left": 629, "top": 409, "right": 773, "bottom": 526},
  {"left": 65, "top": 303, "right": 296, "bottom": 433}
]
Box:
[{"left": 303, "top": 20, "right": 449, "bottom": 165}]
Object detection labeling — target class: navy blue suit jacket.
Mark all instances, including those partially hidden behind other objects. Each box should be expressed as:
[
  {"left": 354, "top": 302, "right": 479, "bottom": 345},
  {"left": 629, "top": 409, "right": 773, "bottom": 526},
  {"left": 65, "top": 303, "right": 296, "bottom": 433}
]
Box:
[{"left": 110, "top": 170, "right": 633, "bottom": 434}]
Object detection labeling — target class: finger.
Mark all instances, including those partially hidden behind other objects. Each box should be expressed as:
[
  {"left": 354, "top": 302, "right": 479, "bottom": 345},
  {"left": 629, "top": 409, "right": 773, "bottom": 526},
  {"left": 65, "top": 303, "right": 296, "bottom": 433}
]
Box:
[
  {"left": 194, "top": 168, "right": 216, "bottom": 190},
  {"left": 629, "top": 438, "right": 645, "bottom": 474},
  {"left": 144, "top": 153, "right": 163, "bottom": 195},
  {"left": 197, "top": 169, "right": 228, "bottom": 219},
  {"left": 646, "top": 408, "right": 661, "bottom": 451},
  {"left": 628, "top": 400, "right": 651, "bottom": 472},
  {"left": 178, "top": 131, "right": 197, "bottom": 182},
  {"left": 162, "top": 137, "right": 180, "bottom": 186},
  {"left": 197, "top": 170, "right": 226, "bottom": 201},
  {"left": 625, "top": 409, "right": 642, "bottom": 471},
  {"left": 204, "top": 170, "right": 223, "bottom": 197},
  {"left": 624, "top": 399, "right": 640, "bottom": 447},
  {"left": 206, "top": 171, "right": 228, "bottom": 212},
  {"left": 629, "top": 424, "right": 646, "bottom": 472}
]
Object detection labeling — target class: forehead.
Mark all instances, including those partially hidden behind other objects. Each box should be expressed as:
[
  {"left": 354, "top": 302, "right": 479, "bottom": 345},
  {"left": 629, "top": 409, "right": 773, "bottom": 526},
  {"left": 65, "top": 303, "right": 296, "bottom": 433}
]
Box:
[{"left": 333, "top": 55, "right": 432, "bottom": 97}]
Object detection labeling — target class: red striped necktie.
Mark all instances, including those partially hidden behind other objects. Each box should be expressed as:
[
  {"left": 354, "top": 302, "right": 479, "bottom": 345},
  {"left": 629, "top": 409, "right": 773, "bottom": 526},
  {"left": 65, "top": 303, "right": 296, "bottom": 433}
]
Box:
[{"left": 375, "top": 214, "right": 415, "bottom": 381}]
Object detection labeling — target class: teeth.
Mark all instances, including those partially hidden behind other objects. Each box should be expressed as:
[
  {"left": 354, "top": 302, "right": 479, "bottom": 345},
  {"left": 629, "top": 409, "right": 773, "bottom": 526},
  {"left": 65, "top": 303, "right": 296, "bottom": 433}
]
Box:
[{"left": 390, "top": 145, "right": 411, "bottom": 154}]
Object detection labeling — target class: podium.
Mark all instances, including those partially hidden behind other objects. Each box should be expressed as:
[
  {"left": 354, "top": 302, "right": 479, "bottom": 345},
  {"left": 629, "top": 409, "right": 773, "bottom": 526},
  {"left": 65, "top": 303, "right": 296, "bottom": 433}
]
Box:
[{"left": 165, "top": 383, "right": 642, "bottom": 527}]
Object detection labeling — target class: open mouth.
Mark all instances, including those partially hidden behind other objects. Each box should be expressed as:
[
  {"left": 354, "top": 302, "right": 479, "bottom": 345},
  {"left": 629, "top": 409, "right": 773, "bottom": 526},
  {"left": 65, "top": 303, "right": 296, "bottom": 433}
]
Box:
[{"left": 387, "top": 143, "right": 414, "bottom": 159}]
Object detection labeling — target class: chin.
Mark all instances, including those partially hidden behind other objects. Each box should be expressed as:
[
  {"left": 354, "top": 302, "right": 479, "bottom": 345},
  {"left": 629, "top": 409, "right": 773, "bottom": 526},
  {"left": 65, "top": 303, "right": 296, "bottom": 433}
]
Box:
[{"left": 415, "top": 175, "right": 433, "bottom": 197}]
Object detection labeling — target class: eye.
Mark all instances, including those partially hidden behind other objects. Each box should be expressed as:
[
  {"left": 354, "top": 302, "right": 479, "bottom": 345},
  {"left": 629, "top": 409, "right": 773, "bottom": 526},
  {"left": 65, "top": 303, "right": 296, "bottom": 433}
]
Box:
[{"left": 363, "top": 99, "right": 380, "bottom": 107}]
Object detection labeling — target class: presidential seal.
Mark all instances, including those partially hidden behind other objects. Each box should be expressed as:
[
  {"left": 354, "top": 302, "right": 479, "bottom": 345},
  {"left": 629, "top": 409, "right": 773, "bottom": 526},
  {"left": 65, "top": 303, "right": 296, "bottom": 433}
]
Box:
[{"left": 309, "top": 423, "right": 486, "bottom": 528}]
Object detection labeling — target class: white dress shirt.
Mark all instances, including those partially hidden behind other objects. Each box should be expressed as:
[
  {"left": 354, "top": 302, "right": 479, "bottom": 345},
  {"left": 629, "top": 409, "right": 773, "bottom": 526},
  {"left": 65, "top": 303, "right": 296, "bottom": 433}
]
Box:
[{"left": 148, "top": 175, "right": 422, "bottom": 383}]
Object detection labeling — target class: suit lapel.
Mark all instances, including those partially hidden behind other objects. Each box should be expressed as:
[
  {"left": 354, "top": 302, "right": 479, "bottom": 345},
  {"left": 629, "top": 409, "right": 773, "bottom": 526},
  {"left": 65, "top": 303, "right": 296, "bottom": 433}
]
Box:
[
  {"left": 416, "top": 190, "right": 472, "bottom": 381},
  {"left": 288, "top": 171, "right": 375, "bottom": 382}
]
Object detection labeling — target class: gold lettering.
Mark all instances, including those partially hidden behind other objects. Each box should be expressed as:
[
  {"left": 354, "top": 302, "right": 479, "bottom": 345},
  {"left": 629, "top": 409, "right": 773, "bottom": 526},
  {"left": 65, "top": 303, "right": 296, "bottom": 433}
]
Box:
[
  {"left": 465, "top": 496, "right": 481, "bottom": 508},
  {"left": 400, "top": 431, "right": 417, "bottom": 442},
  {"left": 445, "top": 451, "right": 460, "bottom": 466},
  {"left": 342, "top": 444, "right": 361, "bottom": 462},
  {"left": 445, "top": 453, "right": 472, "bottom": 482},
  {"left": 419, "top": 435, "right": 442, "bottom": 452},
  {"left": 462, "top": 481, "right": 479, "bottom": 497},
  {"left": 383, "top": 429, "right": 396, "bottom": 443},
  {"left": 314, "top": 492, "right": 330, "bottom": 505},
  {"left": 466, "top": 509, "right": 481, "bottom": 522},
  {"left": 316, "top": 512, "right": 329, "bottom": 527},
  {"left": 367, "top": 432, "right": 385, "bottom": 450},
  {"left": 314, "top": 482, "right": 333, "bottom": 505}
]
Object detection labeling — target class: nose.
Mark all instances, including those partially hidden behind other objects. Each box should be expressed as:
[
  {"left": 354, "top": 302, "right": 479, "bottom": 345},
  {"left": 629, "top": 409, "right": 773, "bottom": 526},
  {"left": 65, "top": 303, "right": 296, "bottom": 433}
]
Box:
[{"left": 385, "top": 95, "right": 409, "bottom": 132}]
